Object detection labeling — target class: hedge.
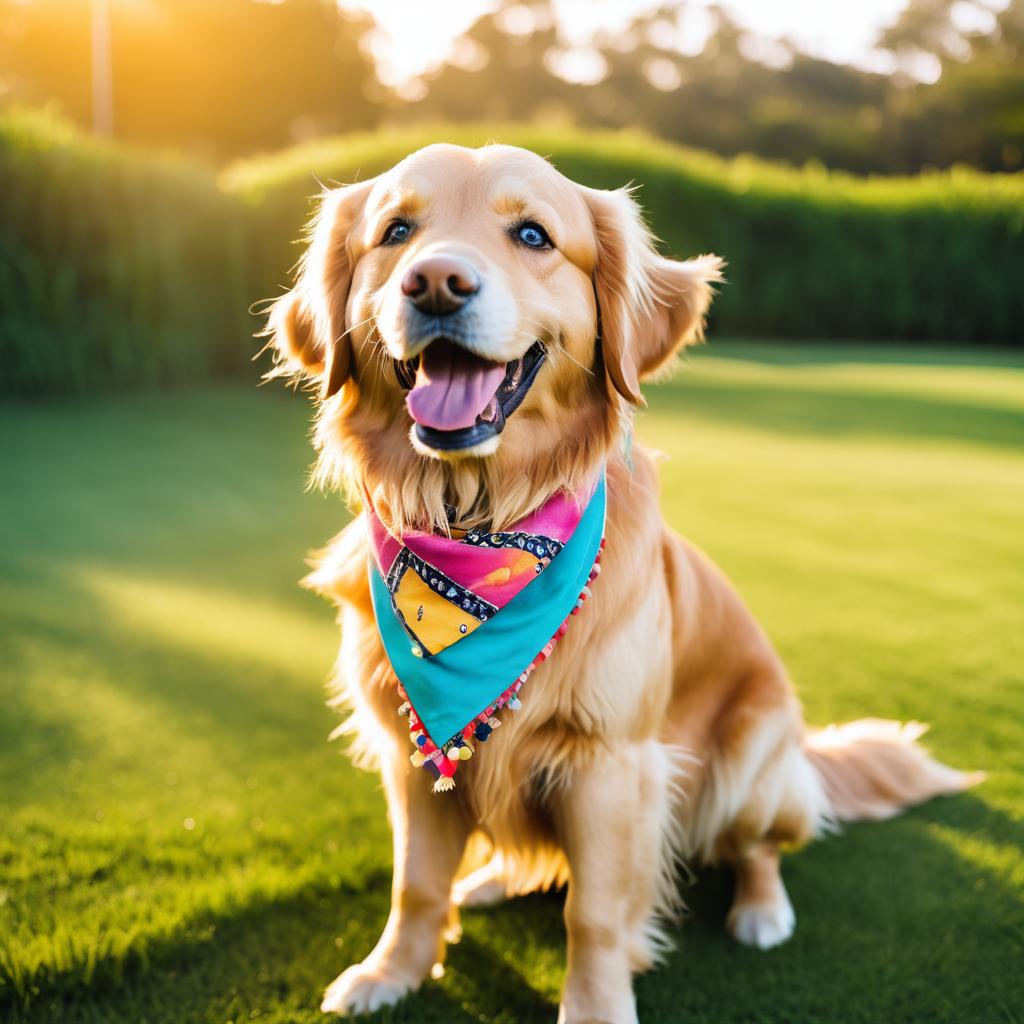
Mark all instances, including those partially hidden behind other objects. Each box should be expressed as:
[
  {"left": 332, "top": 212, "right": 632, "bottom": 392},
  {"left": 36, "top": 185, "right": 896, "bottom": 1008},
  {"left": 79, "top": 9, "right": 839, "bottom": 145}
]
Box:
[
  {"left": 2, "top": 113, "right": 1021, "bottom": 395},
  {"left": 0, "top": 110, "right": 252, "bottom": 395},
  {"left": 225, "top": 124, "right": 1024, "bottom": 348}
]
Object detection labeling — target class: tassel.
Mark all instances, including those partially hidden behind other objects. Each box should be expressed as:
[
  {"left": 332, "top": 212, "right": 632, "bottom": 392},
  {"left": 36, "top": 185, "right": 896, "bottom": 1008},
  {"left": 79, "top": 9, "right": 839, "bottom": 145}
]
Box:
[{"left": 404, "top": 531, "right": 605, "bottom": 794}]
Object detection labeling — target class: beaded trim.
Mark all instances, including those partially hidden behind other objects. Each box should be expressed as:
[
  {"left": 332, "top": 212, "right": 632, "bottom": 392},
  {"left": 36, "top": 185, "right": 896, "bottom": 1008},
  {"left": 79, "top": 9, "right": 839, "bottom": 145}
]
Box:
[{"left": 398, "top": 539, "right": 605, "bottom": 792}]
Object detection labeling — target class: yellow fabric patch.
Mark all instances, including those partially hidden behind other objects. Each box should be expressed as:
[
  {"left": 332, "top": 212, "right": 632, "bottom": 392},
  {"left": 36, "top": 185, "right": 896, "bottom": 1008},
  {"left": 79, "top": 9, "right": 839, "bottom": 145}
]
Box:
[
  {"left": 482, "top": 553, "right": 538, "bottom": 588},
  {"left": 483, "top": 566, "right": 512, "bottom": 586},
  {"left": 394, "top": 569, "right": 483, "bottom": 655}
]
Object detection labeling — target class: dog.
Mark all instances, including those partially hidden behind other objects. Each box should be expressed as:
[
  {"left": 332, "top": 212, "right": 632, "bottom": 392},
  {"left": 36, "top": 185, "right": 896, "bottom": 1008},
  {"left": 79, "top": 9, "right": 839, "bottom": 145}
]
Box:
[{"left": 264, "top": 143, "right": 980, "bottom": 1022}]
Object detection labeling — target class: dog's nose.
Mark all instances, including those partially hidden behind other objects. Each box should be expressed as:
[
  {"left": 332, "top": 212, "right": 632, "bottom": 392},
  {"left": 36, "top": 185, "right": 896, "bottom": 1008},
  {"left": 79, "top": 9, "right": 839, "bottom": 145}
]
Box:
[{"left": 401, "top": 256, "right": 480, "bottom": 317}]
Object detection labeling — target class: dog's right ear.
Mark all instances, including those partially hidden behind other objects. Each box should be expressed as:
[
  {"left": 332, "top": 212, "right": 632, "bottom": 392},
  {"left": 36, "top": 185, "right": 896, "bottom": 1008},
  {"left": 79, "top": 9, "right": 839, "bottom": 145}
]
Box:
[{"left": 263, "top": 179, "right": 375, "bottom": 399}]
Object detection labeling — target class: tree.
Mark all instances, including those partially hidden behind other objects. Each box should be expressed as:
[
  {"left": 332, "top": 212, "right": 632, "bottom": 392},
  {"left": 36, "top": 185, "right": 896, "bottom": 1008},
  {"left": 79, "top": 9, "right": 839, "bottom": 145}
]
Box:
[{"left": 0, "top": 0, "right": 378, "bottom": 156}]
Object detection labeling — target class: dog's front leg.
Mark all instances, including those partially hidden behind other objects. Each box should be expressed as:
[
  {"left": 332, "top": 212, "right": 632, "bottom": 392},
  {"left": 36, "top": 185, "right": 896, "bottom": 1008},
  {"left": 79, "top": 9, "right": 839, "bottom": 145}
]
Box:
[
  {"left": 321, "top": 745, "right": 470, "bottom": 1016},
  {"left": 552, "top": 740, "right": 673, "bottom": 1024}
]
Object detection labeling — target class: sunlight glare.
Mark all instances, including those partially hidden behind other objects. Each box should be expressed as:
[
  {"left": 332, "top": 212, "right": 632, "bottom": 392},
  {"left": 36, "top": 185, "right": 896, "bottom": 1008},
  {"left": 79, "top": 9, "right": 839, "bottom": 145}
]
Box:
[{"left": 339, "top": 0, "right": 1011, "bottom": 86}]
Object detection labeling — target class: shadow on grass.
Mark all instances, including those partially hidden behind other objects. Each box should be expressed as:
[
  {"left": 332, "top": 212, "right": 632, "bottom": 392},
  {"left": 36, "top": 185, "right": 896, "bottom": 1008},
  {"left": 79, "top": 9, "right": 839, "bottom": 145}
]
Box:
[
  {"left": 8, "top": 793, "right": 1022, "bottom": 1024},
  {"left": 650, "top": 376, "right": 1024, "bottom": 451},
  {"left": 10, "top": 876, "right": 564, "bottom": 1024},
  {"left": 10, "top": 873, "right": 391, "bottom": 1024},
  {"left": 637, "top": 793, "right": 1024, "bottom": 1024}
]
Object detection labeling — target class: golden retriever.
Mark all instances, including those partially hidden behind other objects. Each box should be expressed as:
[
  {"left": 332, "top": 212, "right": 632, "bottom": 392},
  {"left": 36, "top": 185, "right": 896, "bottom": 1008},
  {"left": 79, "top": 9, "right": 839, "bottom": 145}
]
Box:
[{"left": 265, "top": 143, "right": 980, "bottom": 1022}]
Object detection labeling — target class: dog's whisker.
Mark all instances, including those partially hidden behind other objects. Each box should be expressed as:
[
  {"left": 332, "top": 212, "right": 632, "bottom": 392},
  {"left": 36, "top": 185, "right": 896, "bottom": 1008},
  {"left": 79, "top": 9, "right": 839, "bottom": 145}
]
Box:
[
  {"left": 516, "top": 317, "right": 595, "bottom": 378},
  {"left": 345, "top": 314, "right": 379, "bottom": 347},
  {"left": 550, "top": 344, "right": 594, "bottom": 377}
]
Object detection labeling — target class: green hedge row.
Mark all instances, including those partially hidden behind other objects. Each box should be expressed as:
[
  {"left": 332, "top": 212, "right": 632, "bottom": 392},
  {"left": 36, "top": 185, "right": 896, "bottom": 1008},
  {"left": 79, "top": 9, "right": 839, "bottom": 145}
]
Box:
[
  {"left": 226, "top": 124, "right": 1024, "bottom": 348},
  {"left": 0, "top": 111, "right": 253, "bottom": 395},
  {"left": 3, "top": 114, "right": 1022, "bottom": 395}
]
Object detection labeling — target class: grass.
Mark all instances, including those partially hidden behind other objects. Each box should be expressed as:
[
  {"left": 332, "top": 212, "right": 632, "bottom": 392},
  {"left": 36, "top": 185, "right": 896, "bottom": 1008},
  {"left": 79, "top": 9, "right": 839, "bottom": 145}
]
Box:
[{"left": 1, "top": 340, "right": 1022, "bottom": 1023}]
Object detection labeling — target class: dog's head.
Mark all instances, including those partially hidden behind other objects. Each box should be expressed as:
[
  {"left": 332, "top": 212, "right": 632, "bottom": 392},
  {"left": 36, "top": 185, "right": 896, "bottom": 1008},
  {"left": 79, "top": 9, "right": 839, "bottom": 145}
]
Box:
[{"left": 266, "top": 143, "right": 721, "bottom": 530}]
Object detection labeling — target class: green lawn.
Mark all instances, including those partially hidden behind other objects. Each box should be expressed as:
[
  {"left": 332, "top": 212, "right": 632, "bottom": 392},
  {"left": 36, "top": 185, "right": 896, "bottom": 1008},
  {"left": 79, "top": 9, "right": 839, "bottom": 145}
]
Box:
[{"left": 2, "top": 341, "right": 1022, "bottom": 1024}]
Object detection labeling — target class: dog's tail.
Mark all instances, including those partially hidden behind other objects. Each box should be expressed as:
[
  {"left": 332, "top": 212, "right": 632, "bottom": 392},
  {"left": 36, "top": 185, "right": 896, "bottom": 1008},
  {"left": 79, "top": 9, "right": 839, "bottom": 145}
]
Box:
[{"left": 805, "top": 719, "right": 983, "bottom": 823}]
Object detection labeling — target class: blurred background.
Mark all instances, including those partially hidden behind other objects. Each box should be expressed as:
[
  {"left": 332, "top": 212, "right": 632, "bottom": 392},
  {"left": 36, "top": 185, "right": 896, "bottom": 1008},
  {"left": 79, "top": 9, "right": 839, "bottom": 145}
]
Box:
[
  {"left": 1, "top": 0, "right": 1023, "bottom": 392},
  {"left": 1, "top": 4, "right": 1022, "bottom": 1024},
  {"left": 5, "top": 0, "right": 1024, "bottom": 166}
]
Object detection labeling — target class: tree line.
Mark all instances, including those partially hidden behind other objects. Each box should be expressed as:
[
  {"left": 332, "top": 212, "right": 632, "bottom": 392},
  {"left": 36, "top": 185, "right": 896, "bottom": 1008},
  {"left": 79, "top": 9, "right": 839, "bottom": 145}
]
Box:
[{"left": 0, "top": 0, "right": 1020, "bottom": 173}]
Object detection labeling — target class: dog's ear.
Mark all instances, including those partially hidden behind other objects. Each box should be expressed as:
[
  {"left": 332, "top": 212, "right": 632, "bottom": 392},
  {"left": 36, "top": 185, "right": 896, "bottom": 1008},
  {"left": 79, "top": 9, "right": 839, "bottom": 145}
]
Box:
[
  {"left": 264, "top": 179, "right": 375, "bottom": 399},
  {"left": 581, "top": 186, "right": 723, "bottom": 405}
]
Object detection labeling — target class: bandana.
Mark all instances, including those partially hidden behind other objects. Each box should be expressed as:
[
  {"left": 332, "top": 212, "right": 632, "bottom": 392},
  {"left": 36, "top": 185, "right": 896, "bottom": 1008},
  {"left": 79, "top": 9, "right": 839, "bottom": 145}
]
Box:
[{"left": 367, "top": 473, "right": 606, "bottom": 791}]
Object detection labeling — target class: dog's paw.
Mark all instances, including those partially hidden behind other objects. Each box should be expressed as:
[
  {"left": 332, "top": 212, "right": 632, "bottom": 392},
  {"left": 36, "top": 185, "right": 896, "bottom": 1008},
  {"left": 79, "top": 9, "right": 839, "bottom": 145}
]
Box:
[
  {"left": 320, "top": 963, "right": 413, "bottom": 1016},
  {"left": 727, "top": 888, "right": 796, "bottom": 950}
]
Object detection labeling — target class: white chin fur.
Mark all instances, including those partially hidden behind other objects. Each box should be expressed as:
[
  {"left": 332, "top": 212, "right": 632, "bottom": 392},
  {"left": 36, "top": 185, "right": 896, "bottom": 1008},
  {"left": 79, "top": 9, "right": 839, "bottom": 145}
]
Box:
[{"left": 409, "top": 424, "right": 501, "bottom": 461}]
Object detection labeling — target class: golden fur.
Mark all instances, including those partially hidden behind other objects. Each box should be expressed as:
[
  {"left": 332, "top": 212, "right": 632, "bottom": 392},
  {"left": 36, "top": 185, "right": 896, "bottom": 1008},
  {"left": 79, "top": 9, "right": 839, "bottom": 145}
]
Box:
[{"left": 266, "top": 143, "right": 981, "bottom": 1022}]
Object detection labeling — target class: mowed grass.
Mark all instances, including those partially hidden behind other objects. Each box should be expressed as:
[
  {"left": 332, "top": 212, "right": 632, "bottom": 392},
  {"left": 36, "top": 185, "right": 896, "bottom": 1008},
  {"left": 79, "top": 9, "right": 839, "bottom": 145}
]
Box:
[{"left": 1, "top": 341, "right": 1022, "bottom": 1024}]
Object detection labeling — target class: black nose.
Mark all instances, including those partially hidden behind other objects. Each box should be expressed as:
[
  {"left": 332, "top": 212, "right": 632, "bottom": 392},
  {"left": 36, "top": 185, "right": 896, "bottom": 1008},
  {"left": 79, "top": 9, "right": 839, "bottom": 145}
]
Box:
[{"left": 401, "top": 255, "right": 481, "bottom": 317}]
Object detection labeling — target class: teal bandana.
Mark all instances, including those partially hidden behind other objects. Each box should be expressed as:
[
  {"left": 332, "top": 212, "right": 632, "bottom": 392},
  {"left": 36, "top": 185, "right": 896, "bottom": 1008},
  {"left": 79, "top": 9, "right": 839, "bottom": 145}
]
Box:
[{"left": 367, "top": 474, "right": 607, "bottom": 791}]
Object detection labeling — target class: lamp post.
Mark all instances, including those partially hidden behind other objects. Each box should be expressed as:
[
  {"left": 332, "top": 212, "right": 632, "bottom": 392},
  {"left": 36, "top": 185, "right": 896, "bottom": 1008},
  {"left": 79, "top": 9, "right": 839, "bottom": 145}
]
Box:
[{"left": 91, "top": 0, "right": 114, "bottom": 136}]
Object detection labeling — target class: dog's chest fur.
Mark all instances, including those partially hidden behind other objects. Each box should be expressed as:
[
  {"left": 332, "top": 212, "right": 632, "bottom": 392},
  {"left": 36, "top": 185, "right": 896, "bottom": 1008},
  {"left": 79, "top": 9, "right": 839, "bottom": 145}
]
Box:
[{"left": 310, "top": 454, "right": 677, "bottom": 828}]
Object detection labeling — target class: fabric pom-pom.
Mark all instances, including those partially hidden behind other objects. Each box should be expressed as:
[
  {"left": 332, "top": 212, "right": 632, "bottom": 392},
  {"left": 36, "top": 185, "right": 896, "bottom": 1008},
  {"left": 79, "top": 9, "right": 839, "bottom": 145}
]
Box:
[{"left": 400, "top": 527, "right": 604, "bottom": 793}]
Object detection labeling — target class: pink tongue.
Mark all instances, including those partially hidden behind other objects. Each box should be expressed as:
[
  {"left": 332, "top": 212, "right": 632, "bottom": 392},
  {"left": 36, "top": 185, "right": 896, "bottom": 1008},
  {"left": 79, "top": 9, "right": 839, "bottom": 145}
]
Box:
[{"left": 406, "top": 341, "right": 507, "bottom": 431}]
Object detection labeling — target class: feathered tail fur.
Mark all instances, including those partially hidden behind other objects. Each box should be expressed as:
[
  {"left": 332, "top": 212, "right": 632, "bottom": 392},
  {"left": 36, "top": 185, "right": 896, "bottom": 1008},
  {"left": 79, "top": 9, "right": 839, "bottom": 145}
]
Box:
[{"left": 805, "top": 718, "right": 984, "bottom": 822}]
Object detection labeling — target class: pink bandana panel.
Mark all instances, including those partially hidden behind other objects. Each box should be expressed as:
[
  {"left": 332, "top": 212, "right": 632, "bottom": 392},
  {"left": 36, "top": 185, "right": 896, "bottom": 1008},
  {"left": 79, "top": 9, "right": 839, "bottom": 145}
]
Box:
[{"left": 366, "top": 485, "right": 595, "bottom": 658}]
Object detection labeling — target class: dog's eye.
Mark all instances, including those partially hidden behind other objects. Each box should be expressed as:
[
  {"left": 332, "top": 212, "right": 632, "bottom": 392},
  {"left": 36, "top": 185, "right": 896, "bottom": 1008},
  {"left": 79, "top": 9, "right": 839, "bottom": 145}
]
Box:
[
  {"left": 381, "top": 220, "right": 413, "bottom": 246},
  {"left": 515, "top": 222, "right": 552, "bottom": 250}
]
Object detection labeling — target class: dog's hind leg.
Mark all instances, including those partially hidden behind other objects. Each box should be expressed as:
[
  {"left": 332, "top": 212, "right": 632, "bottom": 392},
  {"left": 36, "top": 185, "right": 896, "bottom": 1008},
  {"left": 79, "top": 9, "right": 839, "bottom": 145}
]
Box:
[
  {"left": 321, "top": 748, "right": 470, "bottom": 1016},
  {"left": 451, "top": 849, "right": 567, "bottom": 908},
  {"left": 726, "top": 842, "right": 795, "bottom": 949},
  {"left": 451, "top": 853, "right": 510, "bottom": 908},
  {"left": 687, "top": 693, "right": 828, "bottom": 953}
]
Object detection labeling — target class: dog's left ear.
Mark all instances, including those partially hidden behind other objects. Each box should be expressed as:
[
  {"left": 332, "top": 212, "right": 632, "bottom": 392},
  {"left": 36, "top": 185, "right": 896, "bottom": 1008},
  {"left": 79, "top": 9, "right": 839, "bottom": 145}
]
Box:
[
  {"left": 263, "top": 179, "right": 375, "bottom": 399},
  {"left": 582, "top": 186, "right": 723, "bottom": 405}
]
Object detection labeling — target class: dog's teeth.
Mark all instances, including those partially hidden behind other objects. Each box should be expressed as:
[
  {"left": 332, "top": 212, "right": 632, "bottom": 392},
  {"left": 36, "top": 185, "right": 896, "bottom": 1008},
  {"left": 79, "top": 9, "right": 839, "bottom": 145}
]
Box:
[{"left": 479, "top": 396, "right": 499, "bottom": 423}]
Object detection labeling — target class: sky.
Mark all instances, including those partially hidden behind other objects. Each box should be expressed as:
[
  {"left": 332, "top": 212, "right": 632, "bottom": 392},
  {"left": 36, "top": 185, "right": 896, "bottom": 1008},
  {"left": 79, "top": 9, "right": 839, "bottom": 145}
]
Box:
[{"left": 338, "top": 0, "right": 1006, "bottom": 88}]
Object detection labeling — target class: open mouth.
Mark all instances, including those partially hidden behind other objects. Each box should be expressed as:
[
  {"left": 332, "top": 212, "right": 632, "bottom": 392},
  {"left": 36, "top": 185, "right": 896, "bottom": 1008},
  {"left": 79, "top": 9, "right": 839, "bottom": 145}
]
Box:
[{"left": 395, "top": 339, "right": 546, "bottom": 452}]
